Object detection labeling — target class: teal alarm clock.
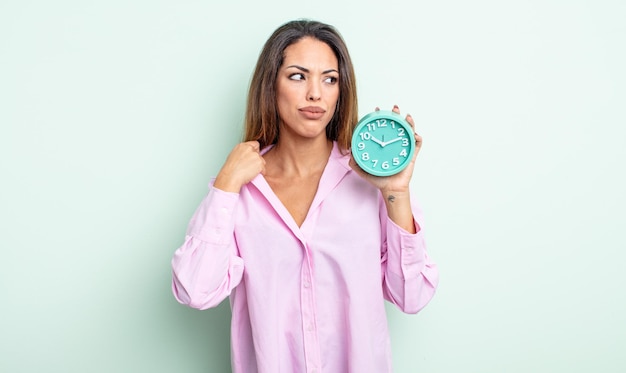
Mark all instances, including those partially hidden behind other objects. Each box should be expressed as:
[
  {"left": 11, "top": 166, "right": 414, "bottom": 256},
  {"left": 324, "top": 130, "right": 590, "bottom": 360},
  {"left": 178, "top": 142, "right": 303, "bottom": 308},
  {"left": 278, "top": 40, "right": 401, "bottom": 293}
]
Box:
[{"left": 351, "top": 110, "right": 415, "bottom": 176}]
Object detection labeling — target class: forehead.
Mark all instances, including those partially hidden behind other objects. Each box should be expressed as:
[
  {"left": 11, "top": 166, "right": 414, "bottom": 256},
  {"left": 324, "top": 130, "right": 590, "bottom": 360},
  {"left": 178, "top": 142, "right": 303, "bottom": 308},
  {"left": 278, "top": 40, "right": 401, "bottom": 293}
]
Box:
[{"left": 282, "top": 37, "right": 338, "bottom": 69}]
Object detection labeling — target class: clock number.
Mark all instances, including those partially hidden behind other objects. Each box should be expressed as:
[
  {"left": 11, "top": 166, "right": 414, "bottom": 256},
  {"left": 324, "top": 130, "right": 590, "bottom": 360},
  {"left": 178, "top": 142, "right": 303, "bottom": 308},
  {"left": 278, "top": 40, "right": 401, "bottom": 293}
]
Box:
[
  {"left": 361, "top": 152, "right": 370, "bottom": 161},
  {"left": 381, "top": 161, "right": 390, "bottom": 170},
  {"left": 393, "top": 157, "right": 400, "bottom": 166},
  {"left": 400, "top": 149, "right": 408, "bottom": 157},
  {"left": 397, "top": 128, "right": 405, "bottom": 136},
  {"left": 390, "top": 121, "right": 396, "bottom": 129},
  {"left": 360, "top": 132, "right": 371, "bottom": 140},
  {"left": 368, "top": 119, "right": 388, "bottom": 130},
  {"left": 371, "top": 159, "right": 378, "bottom": 167},
  {"left": 402, "top": 138, "right": 409, "bottom": 146},
  {"left": 358, "top": 142, "right": 366, "bottom": 150}
]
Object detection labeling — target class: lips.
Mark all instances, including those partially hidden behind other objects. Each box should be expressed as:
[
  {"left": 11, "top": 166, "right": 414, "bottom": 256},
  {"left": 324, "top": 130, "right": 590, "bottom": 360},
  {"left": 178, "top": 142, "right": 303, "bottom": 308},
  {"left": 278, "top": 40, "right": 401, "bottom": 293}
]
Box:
[
  {"left": 299, "top": 106, "right": 326, "bottom": 119},
  {"left": 300, "top": 106, "right": 325, "bottom": 113}
]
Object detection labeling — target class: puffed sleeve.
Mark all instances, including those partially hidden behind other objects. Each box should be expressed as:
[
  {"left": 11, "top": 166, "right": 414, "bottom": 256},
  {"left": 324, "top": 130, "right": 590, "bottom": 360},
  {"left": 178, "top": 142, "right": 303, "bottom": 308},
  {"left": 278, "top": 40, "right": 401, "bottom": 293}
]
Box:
[
  {"left": 380, "top": 196, "right": 439, "bottom": 314},
  {"left": 171, "top": 186, "right": 244, "bottom": 310}
]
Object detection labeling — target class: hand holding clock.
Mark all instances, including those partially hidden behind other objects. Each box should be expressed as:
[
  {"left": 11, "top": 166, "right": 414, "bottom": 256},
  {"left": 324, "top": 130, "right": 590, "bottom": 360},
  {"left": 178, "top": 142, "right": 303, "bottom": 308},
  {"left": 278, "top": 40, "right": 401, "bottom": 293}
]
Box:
[
  {"left": 350, "top": 105, "right": 422, "bottom": 191},
  {"left": 349, "top": 105, "right": 422, "bottom": 233}
]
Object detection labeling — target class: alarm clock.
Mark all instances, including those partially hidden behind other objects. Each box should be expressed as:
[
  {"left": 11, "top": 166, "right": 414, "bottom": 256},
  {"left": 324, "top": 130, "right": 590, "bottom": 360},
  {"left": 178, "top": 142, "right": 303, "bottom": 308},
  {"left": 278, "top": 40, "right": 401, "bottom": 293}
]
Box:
[{"left": 351, "top": 110, "right": 416, "bottom": 176}]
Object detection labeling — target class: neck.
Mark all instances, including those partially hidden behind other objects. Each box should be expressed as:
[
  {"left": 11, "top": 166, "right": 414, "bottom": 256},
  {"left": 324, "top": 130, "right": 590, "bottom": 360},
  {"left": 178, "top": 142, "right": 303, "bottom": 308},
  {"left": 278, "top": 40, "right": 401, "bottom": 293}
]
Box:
[{"left": 266, "top": 137, "right": 333, "bottom": 177}]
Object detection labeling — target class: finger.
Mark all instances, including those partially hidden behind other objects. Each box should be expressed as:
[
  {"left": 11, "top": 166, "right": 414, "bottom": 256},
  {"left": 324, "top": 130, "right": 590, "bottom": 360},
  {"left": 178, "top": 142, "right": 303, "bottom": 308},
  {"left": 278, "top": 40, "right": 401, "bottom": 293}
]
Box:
[
  {"left": 414, "top": 133, "right": 423, "bottom": 153},
  {"left": 405, "top": 113, "right": 415, "bottom": 129},
  {"left": 248, "top": 140, "right": 261, "bottom": 152},
  {"left": 392, "top": 104, "right": 400, "bottom": 114},
  {"left": 414, "top": 133, "right": 422, "bottom": 145}
]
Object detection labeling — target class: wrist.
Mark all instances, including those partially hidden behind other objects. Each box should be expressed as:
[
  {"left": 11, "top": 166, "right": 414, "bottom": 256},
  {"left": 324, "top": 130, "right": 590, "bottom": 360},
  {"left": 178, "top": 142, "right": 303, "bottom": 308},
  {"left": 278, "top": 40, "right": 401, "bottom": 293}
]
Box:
[
  {"left": 214, "top": 173, "right": 244, "bottom": 193},
  {"left": 381, "top": 190, "right": 415, "bottom": 234},
  {"left": 380, "top": 187, "right": 410, "bottom": 199}
]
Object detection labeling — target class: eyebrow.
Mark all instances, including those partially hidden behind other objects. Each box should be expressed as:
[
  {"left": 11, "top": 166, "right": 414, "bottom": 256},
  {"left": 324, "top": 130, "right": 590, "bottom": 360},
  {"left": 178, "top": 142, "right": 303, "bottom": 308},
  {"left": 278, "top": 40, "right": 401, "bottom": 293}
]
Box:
[{"left": 286, "top": 65, "right": 339, "bottom": 74}]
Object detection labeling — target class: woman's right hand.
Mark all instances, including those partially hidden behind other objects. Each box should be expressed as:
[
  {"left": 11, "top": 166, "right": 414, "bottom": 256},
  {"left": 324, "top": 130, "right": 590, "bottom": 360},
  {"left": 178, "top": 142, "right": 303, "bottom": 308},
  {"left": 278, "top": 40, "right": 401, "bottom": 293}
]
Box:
[{"left": 213, "top": 141, "right": 266, "bottom": 193}]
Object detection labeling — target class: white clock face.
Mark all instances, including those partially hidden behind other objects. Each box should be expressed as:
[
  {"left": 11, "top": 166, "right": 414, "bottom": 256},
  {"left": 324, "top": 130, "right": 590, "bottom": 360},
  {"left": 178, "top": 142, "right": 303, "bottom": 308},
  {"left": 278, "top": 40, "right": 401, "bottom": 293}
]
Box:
[{"left": 351, "top": 111, "right": 415, "bottom": 176}]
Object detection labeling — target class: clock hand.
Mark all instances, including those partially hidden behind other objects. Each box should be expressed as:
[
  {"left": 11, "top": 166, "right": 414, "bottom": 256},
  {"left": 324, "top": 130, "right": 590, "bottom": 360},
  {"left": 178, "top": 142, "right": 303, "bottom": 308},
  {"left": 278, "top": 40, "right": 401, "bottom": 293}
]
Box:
[
  {"left": 370, "top": 135, "right": 385, "bottom": 147},
  {"left": 381, "top": 137, "right": 403, "bottom": 147}
]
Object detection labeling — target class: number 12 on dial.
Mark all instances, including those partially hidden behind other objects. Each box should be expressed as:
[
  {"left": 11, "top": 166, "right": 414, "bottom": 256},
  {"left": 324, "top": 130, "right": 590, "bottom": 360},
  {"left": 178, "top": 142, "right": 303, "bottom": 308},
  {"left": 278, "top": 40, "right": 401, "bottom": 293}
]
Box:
[{"left": 351, "top": 110, "right": 415, "bottom": 176}]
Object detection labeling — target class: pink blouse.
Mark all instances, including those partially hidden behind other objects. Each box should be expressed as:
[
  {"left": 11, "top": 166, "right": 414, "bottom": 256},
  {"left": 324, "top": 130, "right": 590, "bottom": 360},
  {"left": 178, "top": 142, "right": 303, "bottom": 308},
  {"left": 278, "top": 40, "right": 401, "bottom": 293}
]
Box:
[{"left": 171, "top": 142, "right": 439, "bottom": 373}]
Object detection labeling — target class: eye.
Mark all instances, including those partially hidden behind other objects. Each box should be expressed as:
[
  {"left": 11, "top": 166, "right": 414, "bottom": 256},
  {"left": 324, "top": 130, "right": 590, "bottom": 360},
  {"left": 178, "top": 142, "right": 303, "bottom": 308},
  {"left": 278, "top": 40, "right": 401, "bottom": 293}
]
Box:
[
  {"left": 289, "top": 73, "right": 305, "bottom": 81},
  {"left": 324, "top": 76, "right": 338, "bottom": 84}
]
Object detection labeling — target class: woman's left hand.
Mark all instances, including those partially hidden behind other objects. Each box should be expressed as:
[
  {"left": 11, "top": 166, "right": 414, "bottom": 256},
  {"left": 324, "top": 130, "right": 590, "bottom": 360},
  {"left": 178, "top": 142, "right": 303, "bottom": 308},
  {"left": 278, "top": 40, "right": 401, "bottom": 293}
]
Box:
[{"left": 349, "top": 105, "right": 422, "bottom": 194}]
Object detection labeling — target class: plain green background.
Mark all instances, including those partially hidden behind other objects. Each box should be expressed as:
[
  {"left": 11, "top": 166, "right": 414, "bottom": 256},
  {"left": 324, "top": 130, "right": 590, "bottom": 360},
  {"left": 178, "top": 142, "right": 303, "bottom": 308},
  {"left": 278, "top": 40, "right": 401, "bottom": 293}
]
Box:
[{"left": 1, "top": 0, "right": 625, "bottom": 372}]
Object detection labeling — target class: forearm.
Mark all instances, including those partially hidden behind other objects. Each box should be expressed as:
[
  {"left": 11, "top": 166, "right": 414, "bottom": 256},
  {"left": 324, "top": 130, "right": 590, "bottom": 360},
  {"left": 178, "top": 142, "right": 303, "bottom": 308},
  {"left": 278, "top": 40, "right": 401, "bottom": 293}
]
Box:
[
  {"left": 172, "top": 236, "right": 240, "bottom": 309},
  {"left": 381, "top": 205, "right": 439, "bottom": 314},
  {"left": 171, "top": 186, "right": 244, "bottom": 309},
  {"left": 381, "top": 189, "right": 417, "bottom": 234}
]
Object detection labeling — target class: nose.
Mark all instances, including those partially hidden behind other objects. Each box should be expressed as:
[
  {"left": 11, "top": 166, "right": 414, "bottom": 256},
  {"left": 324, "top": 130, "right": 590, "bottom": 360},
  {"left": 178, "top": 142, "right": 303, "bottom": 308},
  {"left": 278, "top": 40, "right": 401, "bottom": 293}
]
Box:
[{"left": 307, "top": 81, "right": 321, "bottom": 101}]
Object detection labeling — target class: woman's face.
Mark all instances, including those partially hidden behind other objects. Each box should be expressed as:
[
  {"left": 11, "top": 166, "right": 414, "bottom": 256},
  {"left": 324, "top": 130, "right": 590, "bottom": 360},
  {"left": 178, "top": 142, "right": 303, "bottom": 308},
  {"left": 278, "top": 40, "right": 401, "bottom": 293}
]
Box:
[{"left": 275, "top": 37, "right": 340, "bottom": 142}]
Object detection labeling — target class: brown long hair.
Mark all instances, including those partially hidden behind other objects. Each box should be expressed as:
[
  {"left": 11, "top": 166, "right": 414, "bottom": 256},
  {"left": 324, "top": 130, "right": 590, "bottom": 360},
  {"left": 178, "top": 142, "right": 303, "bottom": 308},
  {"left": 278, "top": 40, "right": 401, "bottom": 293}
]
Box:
[{"left": 243, "top": 19, "right": 358, "bottom": 151}]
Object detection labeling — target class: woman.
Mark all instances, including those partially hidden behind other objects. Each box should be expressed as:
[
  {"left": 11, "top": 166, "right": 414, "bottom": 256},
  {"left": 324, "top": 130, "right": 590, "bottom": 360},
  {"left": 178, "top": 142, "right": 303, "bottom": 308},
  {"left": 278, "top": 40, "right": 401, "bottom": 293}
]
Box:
[{"left": 171, "top": 19, "right": 439, "bottom": 373}]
